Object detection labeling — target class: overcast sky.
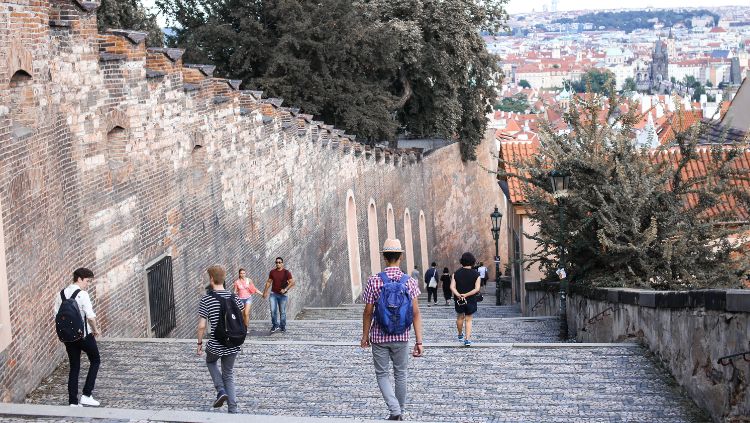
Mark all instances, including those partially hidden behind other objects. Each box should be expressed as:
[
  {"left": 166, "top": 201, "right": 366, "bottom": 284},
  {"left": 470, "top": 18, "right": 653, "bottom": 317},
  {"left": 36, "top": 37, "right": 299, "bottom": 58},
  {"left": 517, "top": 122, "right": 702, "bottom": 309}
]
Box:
[{"left": 506, "top": 0, "right": 749, "bottom": 13}]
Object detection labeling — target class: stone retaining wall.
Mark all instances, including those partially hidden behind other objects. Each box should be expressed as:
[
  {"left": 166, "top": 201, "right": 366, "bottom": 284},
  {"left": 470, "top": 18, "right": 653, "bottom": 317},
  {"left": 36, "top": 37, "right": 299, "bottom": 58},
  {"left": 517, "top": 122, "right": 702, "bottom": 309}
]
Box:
[
  {"left": 524, "top": 281, "right": 560, "bottom": 317},
  {"left": 568, "top": 286, "right": 750, "bottom": 422}
]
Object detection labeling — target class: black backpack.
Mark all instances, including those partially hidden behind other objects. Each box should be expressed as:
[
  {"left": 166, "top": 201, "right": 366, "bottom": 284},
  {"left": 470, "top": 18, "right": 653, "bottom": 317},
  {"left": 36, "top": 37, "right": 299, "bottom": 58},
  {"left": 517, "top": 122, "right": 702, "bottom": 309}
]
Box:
[
  {"left": 209, "top": 291, "right": 246, "bottom": 347},
  {"left": 55, "top": 289, "right": 86, "bottom": 343}
]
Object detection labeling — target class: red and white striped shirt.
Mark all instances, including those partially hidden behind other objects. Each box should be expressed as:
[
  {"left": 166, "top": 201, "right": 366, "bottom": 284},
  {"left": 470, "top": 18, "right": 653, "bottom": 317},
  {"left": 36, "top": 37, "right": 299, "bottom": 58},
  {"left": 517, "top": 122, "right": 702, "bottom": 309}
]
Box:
[{"left": 362, "top": 267, "right": 420, "bottom": 344}]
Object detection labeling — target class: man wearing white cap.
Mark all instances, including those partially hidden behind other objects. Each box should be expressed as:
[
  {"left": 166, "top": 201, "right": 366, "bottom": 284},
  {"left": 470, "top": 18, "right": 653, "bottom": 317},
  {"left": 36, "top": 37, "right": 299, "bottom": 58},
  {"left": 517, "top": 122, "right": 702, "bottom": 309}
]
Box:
[{"left": 361, "top": 238, "right": 424, "bottom": 421}]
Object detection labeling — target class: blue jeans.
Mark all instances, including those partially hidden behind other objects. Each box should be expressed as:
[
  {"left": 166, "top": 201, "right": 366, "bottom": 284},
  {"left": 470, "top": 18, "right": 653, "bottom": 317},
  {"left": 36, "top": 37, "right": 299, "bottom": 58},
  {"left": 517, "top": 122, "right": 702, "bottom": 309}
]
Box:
[{"left": 269, "top": 292, "right": 287, "bottom": 329}]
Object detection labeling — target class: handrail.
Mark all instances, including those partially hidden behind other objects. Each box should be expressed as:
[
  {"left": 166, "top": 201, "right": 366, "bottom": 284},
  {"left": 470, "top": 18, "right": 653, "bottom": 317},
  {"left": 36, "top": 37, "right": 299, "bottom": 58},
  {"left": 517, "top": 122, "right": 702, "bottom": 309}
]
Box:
[
  {"left": 717, "top": 350, "right": 750, "bottom": 366},
  {"left": 531, "top": 291, "right": 550, "bottom": 312},
  {"left": 580, "top": 306, "right": 619, "bottom": 332}
]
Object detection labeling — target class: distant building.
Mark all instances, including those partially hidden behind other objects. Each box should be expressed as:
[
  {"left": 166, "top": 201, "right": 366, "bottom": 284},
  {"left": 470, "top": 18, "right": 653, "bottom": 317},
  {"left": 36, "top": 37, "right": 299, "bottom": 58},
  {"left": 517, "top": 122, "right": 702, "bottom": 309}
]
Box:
[
  {"left": 650, "top": 39, "right": 669, "bottom": 89},
  {"left": 730, "top": 57, "right": 742, "bottom": 85}
]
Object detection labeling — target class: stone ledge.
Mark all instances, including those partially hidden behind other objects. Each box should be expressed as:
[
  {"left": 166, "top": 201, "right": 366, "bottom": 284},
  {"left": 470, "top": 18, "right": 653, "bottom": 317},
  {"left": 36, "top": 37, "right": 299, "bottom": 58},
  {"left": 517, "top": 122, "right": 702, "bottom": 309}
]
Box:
[
  {"left": 570, "top": 285, "right": 749, "bottom": 312},
  {"left": 0, "top": 403, "right": 413, "bottom": 423},
  {"left": 525, "top": 280, "right": 560, "bottom": 292}
]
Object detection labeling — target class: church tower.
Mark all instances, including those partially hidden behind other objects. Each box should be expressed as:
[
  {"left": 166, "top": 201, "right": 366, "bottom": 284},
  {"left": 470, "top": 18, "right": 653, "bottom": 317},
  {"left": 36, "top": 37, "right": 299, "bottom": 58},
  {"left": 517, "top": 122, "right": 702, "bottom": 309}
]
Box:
[
  {"left": 666, "top": 28, "right": 677, "bottom": 61},
  {"left": 650, "top": 38, "right": 669, "bottom": 92}
]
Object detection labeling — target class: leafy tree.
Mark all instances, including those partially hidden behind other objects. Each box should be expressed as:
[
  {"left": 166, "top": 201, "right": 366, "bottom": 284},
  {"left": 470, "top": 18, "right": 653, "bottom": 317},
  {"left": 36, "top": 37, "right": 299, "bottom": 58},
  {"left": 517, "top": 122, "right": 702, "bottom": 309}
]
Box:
[
  {"left": 519, "top": 79, "right": 531, "bottom": 89},
  {"left": 494, "top": 93, "right": 529, "bottom": 113},
  {"left": 684, "top": 75, "right": 707, "bottom": 102},
  {"left": 623, "top": 77, "right": 637, "bottom": 92},
  {"left": 98, "top": 0, "right": 163, "bottom": 47},
  {"left": 499, "top": 92, "right": 749, "bottom": 289},
  {"left": 157, "top": 0, "right": 507, "bottom": 161},
  {"left": 570, "top": 69, "right": 615, "bottom": 94}
]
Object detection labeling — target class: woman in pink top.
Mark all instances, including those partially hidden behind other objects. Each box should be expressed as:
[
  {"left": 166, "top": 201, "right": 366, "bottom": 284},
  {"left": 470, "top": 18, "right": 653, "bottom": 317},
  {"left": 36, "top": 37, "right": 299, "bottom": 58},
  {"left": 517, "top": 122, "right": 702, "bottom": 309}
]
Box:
[{"left": 233, "top": 268, "right": 260, "bottom": 327}]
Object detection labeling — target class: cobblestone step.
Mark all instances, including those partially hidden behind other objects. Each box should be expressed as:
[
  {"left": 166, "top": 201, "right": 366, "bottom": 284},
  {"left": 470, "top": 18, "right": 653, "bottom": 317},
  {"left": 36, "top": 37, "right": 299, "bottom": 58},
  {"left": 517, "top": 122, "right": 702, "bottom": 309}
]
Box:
[
  {"left": 296, "top": 304, "right": 523, "bottom": 320},
  {"left": 26, "top": 340, "right": 708, "bottom": 422},
  {"left": 244, "top": 317, "right": 560, "bottom": 343}
]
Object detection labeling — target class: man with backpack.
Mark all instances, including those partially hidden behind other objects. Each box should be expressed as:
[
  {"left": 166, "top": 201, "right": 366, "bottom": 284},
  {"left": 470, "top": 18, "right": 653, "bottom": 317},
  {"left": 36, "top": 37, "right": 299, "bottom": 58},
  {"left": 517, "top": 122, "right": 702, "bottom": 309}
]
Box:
[
  {"left": 53, "top": 267, "right": 101, "bottom": 407},
  {"left": 424, "top": 262, "right": 439, "bottom": 306},
  {"left": 361, "top": 239, "right": 424, "bottom": 421},
  {"left": 197, "top": 265, "right": 246, "bottom": 413}
]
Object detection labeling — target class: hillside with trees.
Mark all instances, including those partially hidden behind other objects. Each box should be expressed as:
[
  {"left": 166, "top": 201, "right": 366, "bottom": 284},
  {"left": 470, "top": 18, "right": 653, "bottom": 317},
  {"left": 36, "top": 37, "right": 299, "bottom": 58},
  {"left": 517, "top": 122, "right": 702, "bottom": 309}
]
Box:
[{"left": 553, "top": 9, "right": 719, "bottom": 33}]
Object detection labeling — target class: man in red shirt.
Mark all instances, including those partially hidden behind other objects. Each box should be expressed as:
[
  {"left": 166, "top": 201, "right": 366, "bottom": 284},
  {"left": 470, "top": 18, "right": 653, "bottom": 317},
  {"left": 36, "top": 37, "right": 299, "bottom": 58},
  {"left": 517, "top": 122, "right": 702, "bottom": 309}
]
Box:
[{"left": 262, "top": 257, "right": 295, "bottom": 333}]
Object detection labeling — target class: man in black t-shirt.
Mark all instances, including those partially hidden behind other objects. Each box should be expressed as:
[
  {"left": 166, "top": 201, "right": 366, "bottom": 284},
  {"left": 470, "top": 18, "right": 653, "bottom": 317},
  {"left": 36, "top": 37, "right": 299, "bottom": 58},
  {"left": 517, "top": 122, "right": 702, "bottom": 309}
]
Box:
[{"left": 197, "top": 265, "right": 244, "bottom": 413}]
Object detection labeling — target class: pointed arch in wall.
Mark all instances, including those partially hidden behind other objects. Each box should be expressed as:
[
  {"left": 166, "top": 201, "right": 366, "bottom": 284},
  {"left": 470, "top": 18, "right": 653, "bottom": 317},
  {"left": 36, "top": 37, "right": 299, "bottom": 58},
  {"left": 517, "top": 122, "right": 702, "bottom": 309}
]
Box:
[
  {"left": 346, "top": 190, "right": 363, "bottom": 300},
  {"left": 418, "top": 210, "right": 429, "bottom": 276},
  {"left": 386, "top": 203, "right": 395, "bottom": 239},
  {"left": 367, "top": 199, "right": 381, "bottom": 275},
  {"left": 403, "top": 208, "right": 415, "bottom": 275},
  {"left": 107, "top": 126, "right": 128, "bottom": 165},
  {"left": 8, "top": 70, "right": 34, "bottom": 138},
  {"left": 0, "top": 201, "right": 10, "bottom": 352}
]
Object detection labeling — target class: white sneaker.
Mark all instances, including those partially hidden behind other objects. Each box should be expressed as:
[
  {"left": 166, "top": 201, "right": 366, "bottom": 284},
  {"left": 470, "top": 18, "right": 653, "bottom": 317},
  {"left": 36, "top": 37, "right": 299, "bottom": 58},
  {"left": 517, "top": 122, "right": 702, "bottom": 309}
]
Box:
[
  {"left": 69, "top": 404, "right": 82, "bottom": 407},
  {"left": 80, "top": 395, "right": 100, "bottom": 406}
]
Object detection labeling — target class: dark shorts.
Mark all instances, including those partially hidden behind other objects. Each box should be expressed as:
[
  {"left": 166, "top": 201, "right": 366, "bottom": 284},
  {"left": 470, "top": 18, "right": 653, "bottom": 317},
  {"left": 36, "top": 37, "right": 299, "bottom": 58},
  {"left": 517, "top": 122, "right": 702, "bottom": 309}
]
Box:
[{"left": 454, "top": 298, "right": 478, "bottom": 315}]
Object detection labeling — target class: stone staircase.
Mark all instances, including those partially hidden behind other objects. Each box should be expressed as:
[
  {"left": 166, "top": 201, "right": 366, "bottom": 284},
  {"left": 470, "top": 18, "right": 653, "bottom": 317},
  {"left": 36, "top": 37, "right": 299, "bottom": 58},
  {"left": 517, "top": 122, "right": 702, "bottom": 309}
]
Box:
[{"left": 22, "top": 285, "right": 709, "bottom": 422}]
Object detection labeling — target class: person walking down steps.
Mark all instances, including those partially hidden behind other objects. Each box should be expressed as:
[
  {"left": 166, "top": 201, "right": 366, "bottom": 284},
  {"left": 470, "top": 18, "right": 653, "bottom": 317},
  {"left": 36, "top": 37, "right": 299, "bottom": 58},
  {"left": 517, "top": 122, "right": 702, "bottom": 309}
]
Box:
[
  {"left": 197, "top": 265, "right": 246, "bottom": 414},
  {"left": 440, "top": 267, "right": 452, "bottom": 306},
  {"left": 54, "top": 267, "right": 101, "bottom": 407},
  {"left": 451, "top": 253, "right": 482, "bottom": 347},
  {"left": 361, "top": 239, "right": 424, "bottom": 421},
  {"left": 425, "top": 262, "right": 439, "bottom": 306}
]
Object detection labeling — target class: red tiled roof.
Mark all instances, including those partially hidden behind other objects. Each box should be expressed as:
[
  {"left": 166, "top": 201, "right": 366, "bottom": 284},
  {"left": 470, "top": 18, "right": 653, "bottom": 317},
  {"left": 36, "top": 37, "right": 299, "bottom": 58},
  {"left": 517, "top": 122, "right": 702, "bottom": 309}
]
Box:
[
  {"left": 654, "top": 147, "right": 750, "bottom": 221},
  {"left": 658, "top": 110, "right": 704, "bottom": 144},
  {"left": 500, "top": 140, "right": 540, "bottom": 204},
  {"left": 500, "top": 139, "right": 749, "bottom": 222}
]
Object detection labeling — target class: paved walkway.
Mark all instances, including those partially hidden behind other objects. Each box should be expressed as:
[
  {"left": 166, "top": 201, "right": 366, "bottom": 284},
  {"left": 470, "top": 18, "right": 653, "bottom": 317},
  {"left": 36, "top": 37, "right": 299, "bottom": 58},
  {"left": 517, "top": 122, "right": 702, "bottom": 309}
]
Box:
[{"left": 15, "top": 282, "right": 709, "bottom": 422}]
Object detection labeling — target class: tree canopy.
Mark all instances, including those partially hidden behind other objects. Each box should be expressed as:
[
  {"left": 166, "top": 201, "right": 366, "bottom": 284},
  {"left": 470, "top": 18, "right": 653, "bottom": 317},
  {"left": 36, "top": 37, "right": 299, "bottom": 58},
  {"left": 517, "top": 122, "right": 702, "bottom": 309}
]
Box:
[
  {"left": 98, "top": 0, "right": 163, "bottom": 47},
  {"left": 499, "top": 92, "right": 749, "bottom": 289},
  {"left": 157, "top": 0, "right": 507, "bottom": 160},
  {"left": 494, "top": 93, "right": 530, "bottom": 113},
  {"left": 569, "top": 69, "right": 615, "bottom": 95}
]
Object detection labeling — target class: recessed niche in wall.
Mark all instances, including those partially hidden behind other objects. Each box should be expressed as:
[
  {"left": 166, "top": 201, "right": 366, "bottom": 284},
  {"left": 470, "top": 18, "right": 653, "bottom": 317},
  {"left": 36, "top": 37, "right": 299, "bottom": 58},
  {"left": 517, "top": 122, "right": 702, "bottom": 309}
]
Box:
[
  {"left": 403, "top": 208, "right": 415, "bottom": 275},
  {"left": 9, "top": 70, "right": 34, "bottom": 138},
  {"left": 346, "top": 191, "right": 362, "bottom": 301},
  {"left": 367, "top": 199, "right": 380, "bottom": 275},
  {"left": 106, "top": 126, "right": 128, "bottom": 167}
]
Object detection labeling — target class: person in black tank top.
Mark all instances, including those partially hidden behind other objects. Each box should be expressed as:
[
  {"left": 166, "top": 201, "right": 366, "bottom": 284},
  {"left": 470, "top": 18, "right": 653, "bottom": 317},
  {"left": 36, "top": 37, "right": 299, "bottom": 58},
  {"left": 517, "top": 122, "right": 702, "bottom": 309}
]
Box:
[{"left": 450, "top": 252, "right": 481, "bottom": 347}]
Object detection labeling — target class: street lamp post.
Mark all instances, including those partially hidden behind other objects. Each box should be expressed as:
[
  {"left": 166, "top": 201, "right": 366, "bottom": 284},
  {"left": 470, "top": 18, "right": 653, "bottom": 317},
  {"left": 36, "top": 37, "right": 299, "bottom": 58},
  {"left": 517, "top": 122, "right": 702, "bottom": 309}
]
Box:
[
  {"left": 549, "top": 170, "right": 571, "bottom": 340},
  {"left": 490, "top": 206, "right": 503, "bottom": 305}
]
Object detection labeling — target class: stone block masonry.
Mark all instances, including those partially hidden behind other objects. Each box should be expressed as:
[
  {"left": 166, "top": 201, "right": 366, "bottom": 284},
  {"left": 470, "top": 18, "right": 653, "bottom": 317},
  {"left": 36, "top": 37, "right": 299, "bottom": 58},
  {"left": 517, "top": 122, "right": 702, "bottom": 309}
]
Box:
[
  {"left": 569, "top": 286, "right": 750, "bottom": 422},
  {"left": 0, "top": 0, "right": 503, "bottom": 403}
]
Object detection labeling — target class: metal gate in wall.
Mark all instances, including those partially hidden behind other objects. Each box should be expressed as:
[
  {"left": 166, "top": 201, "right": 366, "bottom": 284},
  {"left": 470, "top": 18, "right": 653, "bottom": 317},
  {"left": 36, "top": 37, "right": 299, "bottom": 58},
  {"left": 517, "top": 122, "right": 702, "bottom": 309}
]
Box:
[{"left": 147, "top": 256, "right": 176, "bottom": 337}]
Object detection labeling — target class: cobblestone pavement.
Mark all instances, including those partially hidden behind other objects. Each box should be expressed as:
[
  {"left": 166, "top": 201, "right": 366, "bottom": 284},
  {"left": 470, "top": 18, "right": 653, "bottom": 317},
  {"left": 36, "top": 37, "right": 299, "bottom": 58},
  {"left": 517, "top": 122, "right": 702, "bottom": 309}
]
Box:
[
  {"left": 246, "top": 317, "right": 560, "bottom": 343},
  {"left": 20, "top": 282, "right": 709, "bottom": 422},
  {"left": 26, "top": 341, "right": 708, "bottom": 422},
  {"left": 296, "top": 304, "right": 521, "bottom": 320}
]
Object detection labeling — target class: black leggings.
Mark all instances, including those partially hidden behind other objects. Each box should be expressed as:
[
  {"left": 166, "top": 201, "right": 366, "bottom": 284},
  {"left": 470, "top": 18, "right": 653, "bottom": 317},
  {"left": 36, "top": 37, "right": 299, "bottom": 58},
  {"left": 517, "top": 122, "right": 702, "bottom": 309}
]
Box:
[
  {"left": 427, "top": 287, "right": 438, "bottom": 303},
  {"left": 443, "top": 288, "right": 452, "bottom": 301}
]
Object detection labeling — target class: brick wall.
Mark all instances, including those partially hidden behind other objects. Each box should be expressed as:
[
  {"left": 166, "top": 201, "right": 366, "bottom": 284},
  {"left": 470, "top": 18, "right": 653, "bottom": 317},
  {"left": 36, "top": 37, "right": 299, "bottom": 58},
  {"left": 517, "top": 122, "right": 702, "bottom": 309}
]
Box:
[{"left": 0, "top": 1, "right": 503, "bottom": 402}]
